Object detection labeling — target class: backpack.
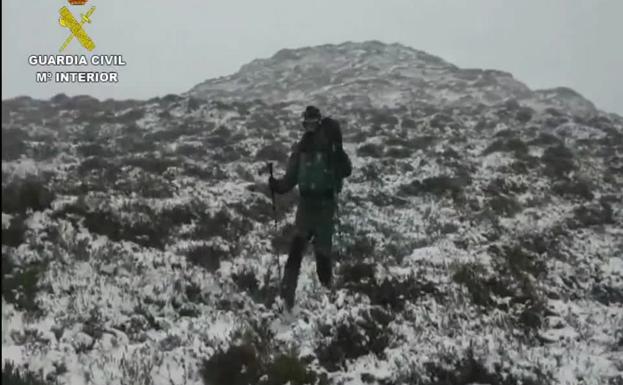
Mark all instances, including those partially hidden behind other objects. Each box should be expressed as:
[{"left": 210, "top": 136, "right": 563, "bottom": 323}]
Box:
[{"left": 297, "top": 117, "right": 345, "bottom": 196}]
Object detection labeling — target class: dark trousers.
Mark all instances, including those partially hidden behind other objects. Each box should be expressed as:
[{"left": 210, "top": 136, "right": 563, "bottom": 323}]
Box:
[
  {"left": 280, "top": 198, "right": 335, "bottom": 308},
  {"left": 280, "top": 233, "right": 332, "bottom": 308}
]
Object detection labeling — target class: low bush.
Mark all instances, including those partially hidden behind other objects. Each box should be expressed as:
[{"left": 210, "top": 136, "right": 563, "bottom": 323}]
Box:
[
  {"left": 385, "top": 146, "right": 412, "bottom": 158},
  {"left": 2, "top": 215, "right": 27, "bottom": 247},
  {"left": 255, "top": 143, "right": 289, "bottom": 163},
  {"left": 2, "top": 361, "right": 55, "bottom": 385},
  {"left": 2, "top": 177, "right": 55, "bottom": 214},
  {"left": 201, "top": 322, "right": 316, "bottom": 385},
  {"left": 231, "top": 197, "right": 275, "bottom": 225},
  {"left": 541, "top": 144, "right": 576, "bottom": 179},
  {"left": 488, "top": 194, "right": 522, "bottom": 217},
  {"left": 452, "top": 244, "right": 548, "bottom": 334},
  {"left": 340, "top": 234, "right": 377, "bottom": 261},
  {"left": 482, "top": 138, "right": 529, "bottom": 157},
  {"left": 193, "top": 208, "right": 254, "bottom": 243},
  {"left": 399, "top": 175, "right": 468, "bottom": 200},
  {"left": 338, "top": 263, "right": 441, "bottom": 311},
  {"left": 397, "top": 347, "right": 553, "bottom": 385},
  {"left": 370, "top": 111, "right": 399, "bottom": 127},
  {"left": 528, "top": 132, "right": 563, "bottom": 147},
  {"left": 263, "top": 353, "right": 316, "bottom": 385},
  {"left": 483, "top": 177, "right": 527, "bottom": 196},
  {"left": 231, "top": 268, "right": 280, "bottom": 307},
  {"left": 124, "top": 155, "right": 180, "bottom": 175},
  {"left": 356, "top": 143, "right": 384, "bottom": 158},
  {"left": 185, "top": 244, "right": 228, "bottom": 272},
  {"left": 551, "top": 179, "right": 594, "bottom": 201},
  {"left": 516, "top": 106, "right": 534, "bottom": 123},
  {"left": 2, "top": 128, "right": 28, "bottom": 161},
  {"left": 316, "top": 307, "right": 393, "bottom": 372},
  {"left": 401, "top": 117, "right": 417, "bottom": 129},
  {"left": 2, "top": 254, "right": 47, "bottom": 314},
  {"left": 568, "top": 201, "right": 614, "bottom": 229}
]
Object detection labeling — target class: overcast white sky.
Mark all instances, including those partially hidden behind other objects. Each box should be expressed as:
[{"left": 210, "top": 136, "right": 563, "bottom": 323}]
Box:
[{"left": 2, "top": 0, "right": 622, "bottom": 114}]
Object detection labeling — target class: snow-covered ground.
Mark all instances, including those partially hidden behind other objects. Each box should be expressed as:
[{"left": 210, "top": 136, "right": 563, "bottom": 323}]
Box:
[{"left": 2, "top": 41, "right": 622, "bottom": 385}]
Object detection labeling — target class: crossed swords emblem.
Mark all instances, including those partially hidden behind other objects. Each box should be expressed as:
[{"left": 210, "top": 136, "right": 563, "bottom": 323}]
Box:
[{"left": 58, "top": 6, "right": 96, "bottom": 52}]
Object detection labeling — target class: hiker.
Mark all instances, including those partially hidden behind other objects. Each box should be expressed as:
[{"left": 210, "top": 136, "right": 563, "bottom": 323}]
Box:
[{"left": 268, "top": 105, "right": 352, "bottom": 309}]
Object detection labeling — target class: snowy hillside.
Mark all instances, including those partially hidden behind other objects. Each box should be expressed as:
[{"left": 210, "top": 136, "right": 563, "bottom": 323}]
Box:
[
  {"left": 2, "top": 41, "right": 622, "bottom": 385},
  {"left": 189, "top": 41, "right": 597, "bottom": 115}
]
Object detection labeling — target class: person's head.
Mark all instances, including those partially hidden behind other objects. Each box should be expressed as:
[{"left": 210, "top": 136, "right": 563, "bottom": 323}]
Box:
[{"left": 301, "top": 105, "right": 321, "bottom": 132}]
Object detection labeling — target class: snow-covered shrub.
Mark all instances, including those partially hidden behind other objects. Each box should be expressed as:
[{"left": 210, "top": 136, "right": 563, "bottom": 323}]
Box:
[
  {"left": 484, "top": 177, "right": 528, "bottom": 196},
  {"left": 1, "top": 361, "right": 53, "bottom": 385},
  {"left": 193, "top": 207, "right": 253, "bottom": 243},
  {"left": 340, "top": 233, "right": 377, "bottom": 261},
  {"left": 482, "top": 137, "right": 529, "bottom": 157},
  {"left": 356, "top": 142, "right": 384, "bottom": 158},
  {"left": 76, "top": 142, "right": 111, "bottom": 158},
  {"left": 212, "top": 144, "right": 243, "bottom": 163},
  {"left": 528, "top": 131, "right": 563, "bottom": 147},
  {"left": 516, "top": 106, "right": 534, "bottom": 123},
  {"left": 87, "top": 347, "right": 164, "bottom": 385},
  {"left": 541, "top": 144, "right": 577, "bottom": 179},
  {"left": 82, "top": 209, "right": 169, "bottom": 249},
  {"left": 263, "top": 351, "right": 316, "bottom": 385},
  {"left": 591, "top": 284, "right": 623, "bottom": 306},
  {"left": 2, "top": 254, "right": 47, "bottom": 314},
  {"left": 201, "top": 318, "right": 317, "bottom": 385},
  {"left": 385, "top": 145, "right": 413, "bottom": 159},
  {"left": 369, "top": 110, "right": 399, "bottom": 128},
  {"left": 339, "top": 261, "right": 441, "bottom": 310},
  {"left": 488, "top": 194, "right": 522, "bottom": 217},
  {"left": 114, "top": 171, "right": 175, "bottom": 199},
  {"left": 453, "top": 244, "right": 548, "bottom": 335},
  {"left": 232, "top": 267, "right": 280, "bottom": 307},
  {"left": 2, "top": 214, "right": 27, "bottom": 247},
  {"left": 116, "top": 107, "right": 146, "bottom": 123},
  {"left": 77, "top": 156, "right": 120, "bottom": 178},
  {"left": 124, "top": 154, "right": 180, "bottom": 175},
  {"left": 401, "top": 117, "right": 417, "bottom": 129},
  {"left": 231, "top": 198, "right": 275, "bottom": 225},
  {"left": 568, "top": 200, "right": 615, "bottom": 229},
  {"left": 367, "top": 190, "right": 410, "bottom": 208},
  {"left": 2, "top": 128, "right": 28, "bottom": 161},
  {"left": 255, "top": 142, "right": 289, "bottom": 164},
  {"left": 184, "top": 244, "right": 226, "bottom": 272},
  {"left": 201, "top": 344, "right": 318, "bottom": 385},
  {"left": 430, "top": 112, "right": 459, "bottom": 130},
  {"left": 451, "top": 261, "right": 499, "bottom": 308},
  {"left": 315, "top": 306, "right": 393, "bottom": 372},
  {"left": 399, "top": 175, "right": 466, "bottom": 200},
  {"left": 490, "top": 244, "right": 546, "bottom": 280},
  {"left": 356, "top": 162, "right": 383, "bottom": 184},
  {"left": 2, "top": 177, "right": 55, "bottom": 215},
  {"left": 396, "top": 347, "right": 553, "bottom": 385},
  {"left": 201, "top": 343, "right": 261, "bottom": 385}
]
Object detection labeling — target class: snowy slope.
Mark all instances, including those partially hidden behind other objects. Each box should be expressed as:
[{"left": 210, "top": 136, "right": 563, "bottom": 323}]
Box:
[{"left": 2, "top": 41, "right": 622, "bottom": 385}]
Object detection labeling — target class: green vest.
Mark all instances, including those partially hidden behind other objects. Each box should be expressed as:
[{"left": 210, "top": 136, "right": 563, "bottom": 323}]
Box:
[
  {"left": 298, "top": 150, "right": 337, "bottom": 194},
  {"left": 297, "top": 126, "right": 343, "bottom": 196}
]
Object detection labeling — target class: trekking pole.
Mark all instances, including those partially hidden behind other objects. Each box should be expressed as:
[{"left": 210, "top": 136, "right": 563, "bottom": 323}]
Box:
[
  {"left": 267, "top": 162, "right": 282, "bottom": 283},
  {"left": 334, "top": 193, "right": 342, "bottom": 261}
]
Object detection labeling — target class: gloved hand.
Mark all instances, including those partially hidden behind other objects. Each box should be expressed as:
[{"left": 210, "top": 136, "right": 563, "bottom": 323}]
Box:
[{"left": 268, "top": 175, "right": 278, "bottom": 192}]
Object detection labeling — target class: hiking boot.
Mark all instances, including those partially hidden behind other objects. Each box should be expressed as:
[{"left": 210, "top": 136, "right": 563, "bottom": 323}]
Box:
[
  {"left": 280, "top": 268, "right": 298, "bottom": 310},
  {"left": 280, "top": 281, "right": 295, "bottom": 310},
  {"left": 316, "top": 252, "right": 332, "bottom": 289}
]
